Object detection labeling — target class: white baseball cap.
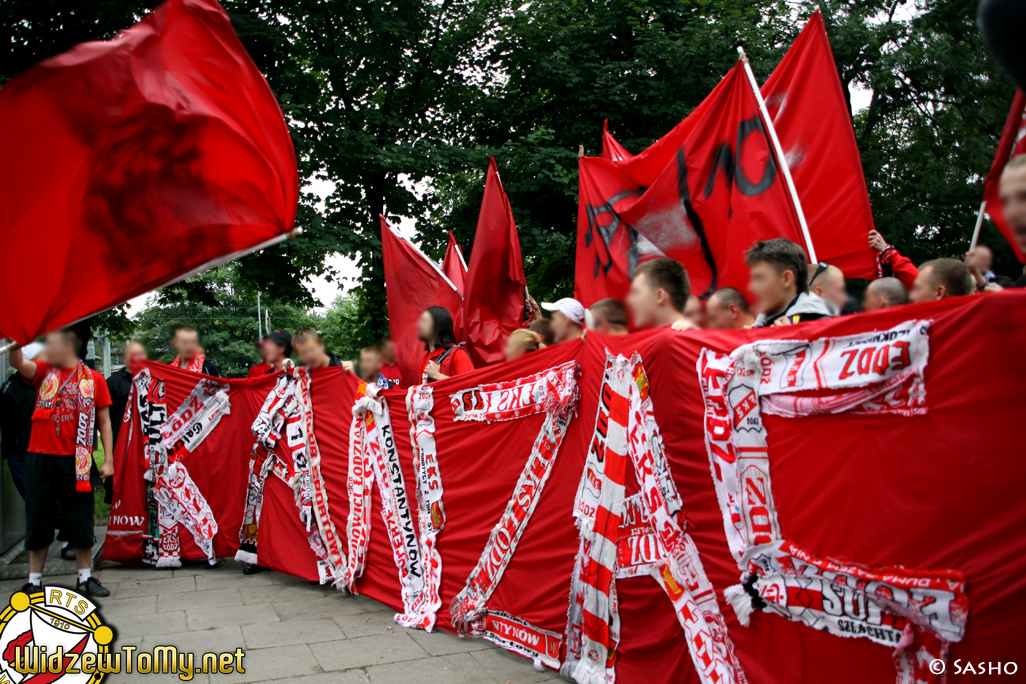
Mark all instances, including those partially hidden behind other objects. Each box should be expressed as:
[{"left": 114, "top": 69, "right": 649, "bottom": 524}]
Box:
[
  {"left": 541, "top": 298, "right": 586, "bottom": 326},
  {"left": 20, "top": 342, "right": 44, "bottom": 360}
]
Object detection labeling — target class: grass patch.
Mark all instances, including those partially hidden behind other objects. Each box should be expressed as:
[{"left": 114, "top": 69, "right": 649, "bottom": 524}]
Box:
[{"left": 93, "top": 447, "right": 110, "bottom": 524}]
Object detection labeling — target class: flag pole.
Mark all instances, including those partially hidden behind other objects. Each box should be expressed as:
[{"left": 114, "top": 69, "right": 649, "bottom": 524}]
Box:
[
  {"left": 0, "top": 341, "right": 15, "bottom": 357},
  {"left": 969, "top": 200, "right": 987, "bottom": 251},
  {"left": 737, "top": 46, "right": 818, "bottom": 263}
]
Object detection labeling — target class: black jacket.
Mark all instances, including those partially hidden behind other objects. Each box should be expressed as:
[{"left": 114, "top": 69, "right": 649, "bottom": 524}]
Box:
[
  {"left": 202, "top": 359, "right": 222, "bottom": 377},
  {"left": 0, "top": 372, "right": 36, "bottom": 458},
  {"left": 106, "top": 367, "right": 134, "bottom": 450}
]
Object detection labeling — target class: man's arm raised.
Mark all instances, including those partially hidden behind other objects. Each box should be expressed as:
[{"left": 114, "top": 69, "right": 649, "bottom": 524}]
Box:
[{"left": 7, "top": 345, "right": 36, "bottom": 382}]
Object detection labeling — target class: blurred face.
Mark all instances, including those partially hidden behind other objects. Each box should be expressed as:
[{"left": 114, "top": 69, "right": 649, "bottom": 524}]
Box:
[
  {"left": 815, "top": 270, "right": 848, "bottom": 310},
  {"left": 627, "top": 273, "right": 661, "bottom": 329},
  {"left": 1000, "top": 164, "right": 1026, "bottom": 255},
  {"left": 173, "top": 330, "right": 200, "bottom": 359},
  {"left": 683, "top": 295, "right": 705, "bottom": 329},
  {"left": 294, "top": 338, "right": 326, "bottom": 368},
  {"left": 705, "top": 295, "right": 735, "bottom": 330},
  {"left": 747, "top": 261, "right": 793, "bottom": 315},
  {"left": 44, "top": 332, "right": 77, "bottom": 367},
  {"left": 417, "top": 311, "right": 435, "bottom": 343},
  {"left": 262, "top": 339, "right": 287, "bottom": 363},
  {"left": 862, "top": 283, "right": 887, "bottom": 312},
  {"left": 124, "top": 342, "right": 147, "bottom": 368},
  {"left": 505, "top": 336, "right": 527, "bottom": 362},
  {"left": 549, "top": 311, "right": 581, "bottom": 342},
  {"left": 381, "top": 339, "right": 395, "bottom": 363},
  {"left": 975, "top": 245, "right": 993, "bottom": 272},
  {"left": 360, "top": 350, "right": 383, "bottom": 379},
  {"left": 910, "top": 266, "right": 942, "bottom": 304}
]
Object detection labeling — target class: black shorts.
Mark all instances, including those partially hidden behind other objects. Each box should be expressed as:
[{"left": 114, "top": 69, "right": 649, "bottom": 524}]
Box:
[{"left": 25, "top": 453, "right": 94, "bottom": 551}]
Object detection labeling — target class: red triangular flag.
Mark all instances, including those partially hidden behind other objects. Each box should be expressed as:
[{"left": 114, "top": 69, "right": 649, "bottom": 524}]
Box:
[
  {"left": 462, "top": 159, "right": 527, "bottom": 367},
  {"left": 602, "top": 120, "right": 634, "bottom": 162},
  {"left": 0, "top": 0, "right": 298, "bottom": 344},
  {"left": 443, "top": 231, "right": 468, "bottom": 296},
  {"left": 761, "top": 9, "right": 877, "bottom": 277},
  {"left": 381, "top": 216, "right": 463, "bottom": 386},
  {"left": 983, "top": 90, "right": 1026, "bottom": 263}
]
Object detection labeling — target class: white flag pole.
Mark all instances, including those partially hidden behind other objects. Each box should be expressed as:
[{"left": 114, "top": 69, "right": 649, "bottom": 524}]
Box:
[
  {"left": 969, "top": 200, "right": 987, "bottom": 251},
  {"left": 737, "top": 46, "right": 818, "bottom": 263}
]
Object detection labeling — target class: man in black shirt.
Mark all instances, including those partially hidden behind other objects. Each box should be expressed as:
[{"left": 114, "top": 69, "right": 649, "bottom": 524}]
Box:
[{"left": 0, "top": 342, "right": 44, "bottom": 499}]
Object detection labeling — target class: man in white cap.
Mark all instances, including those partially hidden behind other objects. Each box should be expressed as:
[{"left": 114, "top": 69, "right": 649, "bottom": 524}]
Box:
[{"left": 541, "top": 297, "right": 586, "bottom": 343}]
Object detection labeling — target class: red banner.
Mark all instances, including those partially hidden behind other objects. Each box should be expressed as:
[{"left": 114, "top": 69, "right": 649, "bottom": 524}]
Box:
[
  {"left": 443, "top": 231, "right": 468, "bottom": 296},
  {"left": 983, "top": 90, "right": 1026, "bottom": 263},
  {"left": 109, "top": 292, "right": 1026, "bottom": 683},
  {"left": 0, "top": 0, "right": 298, "bottom": 344}
]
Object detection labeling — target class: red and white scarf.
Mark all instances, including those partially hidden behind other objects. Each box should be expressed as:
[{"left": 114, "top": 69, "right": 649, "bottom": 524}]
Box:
[
  {"left": 172, "top": 352, "right": 206, "bottom": 373},
  {"left": 448, "top": 361, "right": 580, "bottom": 667},
  {"left": 33, "top": 362, "right": 96, "bottom": 492},
  {"left": 566, "top": 352, "right": 746, "bottom": 684},
  {"left": 698, "top": 320, "right": 967, "bottom": 684}
]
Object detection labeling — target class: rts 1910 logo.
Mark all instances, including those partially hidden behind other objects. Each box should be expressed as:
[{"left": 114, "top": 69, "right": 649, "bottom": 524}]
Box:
[{"left": 0, "top": 587, "right": 114, "bottom": 683}]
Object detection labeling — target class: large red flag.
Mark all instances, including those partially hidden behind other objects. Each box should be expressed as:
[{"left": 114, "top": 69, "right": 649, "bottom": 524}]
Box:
[
  {"left": 461, "top": 159, "right": 527, "bottom": 367},
  {"left": 602, "top": 119, "right": 633, "bottom": 162},
  {"left": 577, "top": 63, "right": 805, "bottom": 306},
  {"left": 443, "top": 231, "right": 468, "bottom": 295},
  {"left": 983, "top": 90, "right": 1026, "bottom": 263},
  {"left": 381, "top": 217, "right": 463, "bottom": 386},
  {"left": 0, "top": 0, "right": 298, "bottom": 345},
  {"left": 761, "top": 9, "right": 877, "bottom": 277}
]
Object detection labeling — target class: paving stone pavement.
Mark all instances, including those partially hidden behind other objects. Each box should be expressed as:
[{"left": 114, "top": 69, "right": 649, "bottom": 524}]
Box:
[{"left": 0, "top": 559, "right": 565, "bottom": 683}]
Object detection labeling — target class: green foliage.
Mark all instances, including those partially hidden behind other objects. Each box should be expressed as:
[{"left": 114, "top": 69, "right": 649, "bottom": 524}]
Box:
[
  {"left": 2, "top": 0, "right": 1019, "bottom": 325},
  {"left": 131, "top": 266, "right": 320, "bottom": 377},
  {"left": 319, "top": 293, "right": 369, "bottom": 362}
]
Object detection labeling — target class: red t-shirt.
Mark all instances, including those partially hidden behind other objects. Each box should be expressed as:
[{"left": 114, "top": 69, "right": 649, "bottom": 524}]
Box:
[
  {"left": 247, "top": 362, "right": 272, "bottom": 378},
  {"left": 379, "top": 362, "right": 403, "bottom": 388},
  {"left": 419, "top": 346, "right": 475, "bottom": 382},
  {"left": 28, "top": 361, "right": 112, "bottom": 455}
]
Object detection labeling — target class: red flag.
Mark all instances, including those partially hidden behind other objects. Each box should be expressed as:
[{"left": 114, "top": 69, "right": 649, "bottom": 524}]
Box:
[
  {"left": 381, "top": 217, "right": 463, "bottom": 386},
  {"left": 577, "top": 64, "right": 805, "bottom": 305},
  {"left": 761, "top": 10, "right": 877, "bottom": 277},
  {"left": 443, "top": 231, "right": 468, "bottom": 295},
  {"left": 983, "top": 90, "right": 1026, "bottom": 263},
  {"left": 461, "top": 159, "right": 527, "bottom": 367},
  {"left": 0, "top": 0, "right": 298, "bottom": 345},
  {"left": 602, "top": 120, "right": 634, "bottom": 161}
]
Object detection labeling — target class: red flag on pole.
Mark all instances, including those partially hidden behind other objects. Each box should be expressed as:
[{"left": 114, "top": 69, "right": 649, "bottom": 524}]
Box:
[
  {"left": 602, "top": 120, "right": 634, "bottom": 162},
  {"left": 0, "top": 0, "right": 298, "bottom": 345},
  {"left": 577, "top": 63, "right": 805, "bottom": 306},
  {"left": 983, "top": 90, "right": 1026, "bottom": 263},
  {"left": 380, "top": 217, "right": 463, "bottom": 386},
  {"left": 461, "top": 159, "right": 527, "bottom": 367},
  {"left": 760, "top": 9, "right": 877, "bottom": 278},
  {"left": 443, "top": 231, "right": 468, "bottom": 296}
]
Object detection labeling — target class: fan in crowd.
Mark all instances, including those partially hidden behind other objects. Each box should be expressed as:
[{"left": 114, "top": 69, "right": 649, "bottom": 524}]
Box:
[
  {"left": 504, "top": 329, "right": 543, "bottom": 362},
  {"left": 171, "top": 326, "right": 221, "bottom": 376},
  {"left": 419, "top": 306, "right": 475, "bottom": 383},
  {"left": 293, "top": 327, "right": 343, "bottom": 370},
  {"left": 706, "top": 288, "right": 755, "bottom": 330}
]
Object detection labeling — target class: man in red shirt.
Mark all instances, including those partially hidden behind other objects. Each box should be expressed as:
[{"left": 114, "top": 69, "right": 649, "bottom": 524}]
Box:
[
  {"left": 8, "top": 326, "right": 113, "bottom": 598},
  {"left": 418, "top": 306, "right": 474, "bottom": 383},
  {"left": 378, "top": 335, "right": 403, "bottom": 388}
]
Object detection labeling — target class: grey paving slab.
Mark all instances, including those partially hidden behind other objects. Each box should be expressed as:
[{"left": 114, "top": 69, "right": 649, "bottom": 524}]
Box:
[
  {"left": 187, "top": 603, "right": 280, "bottom": 630},
  {"left": 238, "top": 582, "right": 332, "bottom": 605},
  {"left": 140, "top": 626, "right": 245, "bottom": 655},
  {"left": 157, "top": 587, "right": 242, "bottom": 612},
  {"left": 310, "top": 631, "right": 429, "bottom": 671},
  {"left": 216, "top": 644, "right": 322, "bottom": 684},
  {"left": 114, "top": 610, "right": 189, "bottom": 637},
  {"left": 406, "top": 628, "right": 494, "bottom": 657},
  {"left": 470, "top": 647, "right": 565, "bottom": 683},
  {"left": 273, "top": 596, "right": 380, "bottom": 623},
  {"left": 367, "top": 652, "right": 500, "bottom": 684},
  {"left": 197, "top": 569, "right": 276, "bottom": 591},
  {"left": 332, "top": 609, "right": 401, "bottom": 639},
  {"left": 242, "top": 617, "right": 344, "bottom": 649},
  {"left": 247, "top": 673, "right": 370, "bottom": 684},
  {"left": 96, "top": 595, "right": 158, "bottom": 617},
  {"left": 116, "top": 575, "right": 197, "bottom": 598}
]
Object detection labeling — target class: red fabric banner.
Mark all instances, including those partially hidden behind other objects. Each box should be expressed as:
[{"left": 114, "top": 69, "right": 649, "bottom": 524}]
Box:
[
  {"left": 380, "top": 216, "right": 463, "bottom": 386},
  {"left": 461, "top": 159, "right": 528, "bottom": 367},
  {"left": 760, "top": 10, "right": 877, "bottom": 277},
  {"left": 108, "top": 293, "right": 1026, "bottom": 683},
  {"left": 577, "top": 64, "right": 805, "bottom": 306},
  {"left": 983, "top": 89, "right": 1026, "bottom": 263},
  {"left": 443, "top": 231, "right": 468, "bottom": 296},
  {"left": 0, "top": 0, "right": 298, "bottom": 344}
]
